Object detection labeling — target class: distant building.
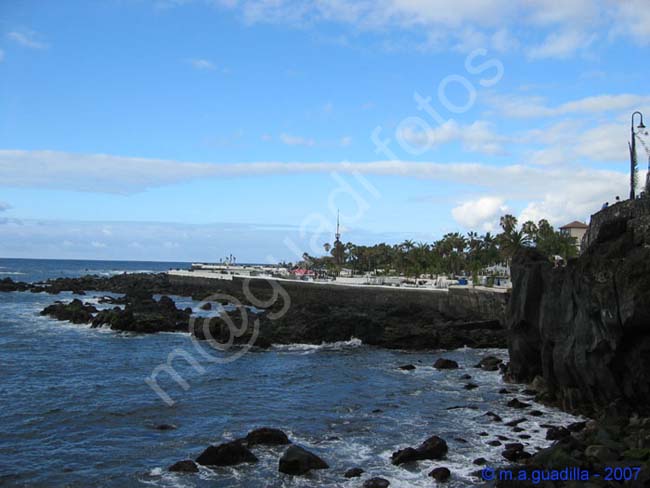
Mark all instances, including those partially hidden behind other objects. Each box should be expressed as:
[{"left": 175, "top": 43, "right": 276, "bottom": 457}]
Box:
[{"left": 560, "top": 221, "right": 588, "bottom": 252}]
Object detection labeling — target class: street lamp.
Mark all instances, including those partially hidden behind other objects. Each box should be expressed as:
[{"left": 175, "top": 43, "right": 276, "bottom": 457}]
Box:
[{"left": 630, "top": 111, "right": 646, "bottom": 200}]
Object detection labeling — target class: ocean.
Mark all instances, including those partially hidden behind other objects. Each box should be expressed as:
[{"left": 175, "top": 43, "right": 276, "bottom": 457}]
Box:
[{"left": 0, "top": 258, "right": 581, "bottom": 487}]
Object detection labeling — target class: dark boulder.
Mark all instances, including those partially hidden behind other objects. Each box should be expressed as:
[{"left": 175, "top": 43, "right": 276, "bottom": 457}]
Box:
[
  {"left": 398, "top": 364, "right": 416, "bottom": 371},
  {"left": 245, "top": 427, "right": 290, "bottom": 446},
  {"left": 168, "top": 460, "right": 199, "bottom": 473},
  {"left": 390, "top": 447, "right": 420, "bottom": 465},
  {"left": 429, "top": 467, "right": 451, "bottom": 482},
  {"left": 195, "top": 441, "right": 258, "bottom": 467},
  {"left": 363, "top": 477, "right": 390, "bottom": 488},
  {"left": 278, "top": 445, "right": 328, "bottom": 475},
  {"left": 434, "top": 358, "right": 459, "bottom": 370},
  {"left": 391, "top": 435, "right": 448, "bottom": 465},
  {"left": 464, "top": 383, "right": 479, "bottom": 390}
]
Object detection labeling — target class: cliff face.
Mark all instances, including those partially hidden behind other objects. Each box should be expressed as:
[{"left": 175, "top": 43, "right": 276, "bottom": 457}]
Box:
[{"left": 507, "top": 200, "right": 650, "bottom": 415}]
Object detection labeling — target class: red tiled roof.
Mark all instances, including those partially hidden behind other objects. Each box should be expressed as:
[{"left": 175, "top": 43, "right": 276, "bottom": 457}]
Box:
[{"left": 560, "top": 221, "right": 588, "bottom": 229}]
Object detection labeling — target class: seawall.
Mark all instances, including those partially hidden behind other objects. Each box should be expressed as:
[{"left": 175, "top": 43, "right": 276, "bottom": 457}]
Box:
[{"left": 167, "top": 273, "right": 509, "bottom": 326}]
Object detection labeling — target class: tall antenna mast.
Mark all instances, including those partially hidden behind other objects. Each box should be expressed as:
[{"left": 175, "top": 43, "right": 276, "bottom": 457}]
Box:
[{"left": 335, "top": 210, "right": 341, "bottom": 241}]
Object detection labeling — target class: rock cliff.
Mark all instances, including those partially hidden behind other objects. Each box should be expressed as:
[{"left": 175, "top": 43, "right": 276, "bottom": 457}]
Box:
[{"left": 507, "top": 199, "right": 650, "bottom": 416}]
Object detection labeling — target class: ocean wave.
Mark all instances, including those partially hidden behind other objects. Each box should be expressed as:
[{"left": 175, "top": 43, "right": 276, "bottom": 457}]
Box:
[
  {"left": 0, "top": 271, "right": 27, "bottom": 275},
  {"left": 272, "top": 337, "right": 363, "bottom": 353}
]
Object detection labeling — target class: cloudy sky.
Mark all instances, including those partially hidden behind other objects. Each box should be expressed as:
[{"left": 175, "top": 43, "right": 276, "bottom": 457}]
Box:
[{"left": 1, "top": 0, "right": 649, "bottom": 262}]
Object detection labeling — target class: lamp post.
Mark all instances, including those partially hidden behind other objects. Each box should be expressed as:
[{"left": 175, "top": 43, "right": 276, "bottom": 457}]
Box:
[{"left": 630, "top": 111, "right": 646, "bottom": 200}]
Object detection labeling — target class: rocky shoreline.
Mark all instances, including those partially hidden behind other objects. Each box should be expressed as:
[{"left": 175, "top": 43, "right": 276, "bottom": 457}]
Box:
[{"left": 2, "top": 272, "right": 508, "bottom": 350}]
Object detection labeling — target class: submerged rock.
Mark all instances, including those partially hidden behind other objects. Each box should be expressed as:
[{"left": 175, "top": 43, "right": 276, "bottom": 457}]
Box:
[
  {"left": 398, "top": 364, "right": 416, "bottom": 371},
  {"left": 278, "top": 445, "right": 328, "bottom": 475},
  {"left": 484, "top": 411, "right": 503, "bottom": 422},
  {"left": 344, "top": 467, "right": 364, "bottom": 478},
  {"left": 195, "top": 441, "right": 258, "bottom": 467}
]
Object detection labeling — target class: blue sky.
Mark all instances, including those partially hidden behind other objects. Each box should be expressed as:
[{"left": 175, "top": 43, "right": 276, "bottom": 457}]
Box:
[{"left": 1, "top": 0, "right": 649, "bottom": 261}]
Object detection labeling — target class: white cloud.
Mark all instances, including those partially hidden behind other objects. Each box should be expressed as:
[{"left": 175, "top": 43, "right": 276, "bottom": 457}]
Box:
[
  {"left": 398, "top": 120, "right": 508, "bottom": 155},
  {"left": 194, "top": 0, "right": 650, "bottom": 55},
  {"left": 279, "top": 133, "right": 315, "bottom": 146},
  {"left": 575, "top": 123, "right": 629, "bottom": 162},
  {"left": 611, "top": 0, "right": 650, "bottom": 46},
  {"left": 0, "top": 201, "right": 11, "bottom": 212},
  {"left": 187, "top": 58, "right": 217, "bottom": 70},
  {"left": 452, "top": 196, "right": 509, "bottom": 230},
  {"left": 0, "top": 149, "right": 633, "bottom": 227},
  {"left": 6, "top": 31, "right": 49, "bottom": 49},
  {"left": 91, "top": 241, "right": 107, "bottom": 248},
  {"left": 525, "top": 0, "right": 599, "bottom": 27},
  {"left": 527, "top": 30, "right": 596, "bottom": 59},
  {"left": 518, "top": 119, "right": 636, "bottom": 165},
  {"left": 491, "top": 93, "right": 650, "bottom": 118}
]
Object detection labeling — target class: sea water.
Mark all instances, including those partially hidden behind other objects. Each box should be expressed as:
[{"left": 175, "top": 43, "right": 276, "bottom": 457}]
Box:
[{"left": 0, "top": 258, "right": 582, "bottom": 487}]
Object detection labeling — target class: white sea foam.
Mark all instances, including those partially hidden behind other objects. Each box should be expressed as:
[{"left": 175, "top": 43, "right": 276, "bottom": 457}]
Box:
[{"left": 272, "top": 337, "right": 363, "bottom": 353}]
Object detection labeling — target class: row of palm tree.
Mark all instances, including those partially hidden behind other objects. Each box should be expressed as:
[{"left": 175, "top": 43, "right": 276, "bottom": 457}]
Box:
[{"left": 298, "top": 214, "right": 577, "bottom": 278}]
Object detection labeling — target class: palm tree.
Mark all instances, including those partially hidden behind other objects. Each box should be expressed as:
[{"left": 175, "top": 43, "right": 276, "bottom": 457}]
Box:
[
  {"left": 500, "top": 214, "right": 518, "bottom": 235},
  {"left": 522, "top": 221, "right": 538, "bottom": 243}
]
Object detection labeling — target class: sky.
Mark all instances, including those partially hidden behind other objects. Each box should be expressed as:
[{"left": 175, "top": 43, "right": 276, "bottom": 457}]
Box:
[{"left": 1, "top": 0, "right": 649, "bottom": 262}]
